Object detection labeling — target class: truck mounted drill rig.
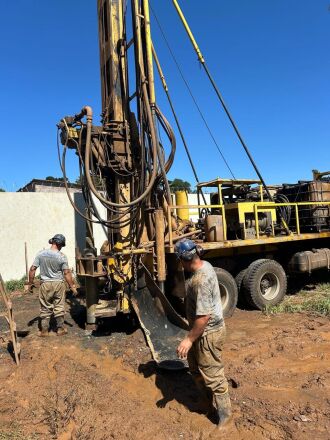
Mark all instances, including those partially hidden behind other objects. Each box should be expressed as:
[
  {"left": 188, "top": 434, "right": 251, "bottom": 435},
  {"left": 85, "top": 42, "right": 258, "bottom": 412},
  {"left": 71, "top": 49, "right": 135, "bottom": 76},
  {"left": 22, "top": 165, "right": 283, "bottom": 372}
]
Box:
[{"left": 57, "top": 0, "right": 330, "bottom": 367}]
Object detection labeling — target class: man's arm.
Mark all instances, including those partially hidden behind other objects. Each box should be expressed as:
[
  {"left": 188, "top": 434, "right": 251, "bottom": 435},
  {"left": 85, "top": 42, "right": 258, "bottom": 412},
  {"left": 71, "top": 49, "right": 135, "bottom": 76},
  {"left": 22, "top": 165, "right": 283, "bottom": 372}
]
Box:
[
  {"left": 63, "top": 269, "right": 78, "bottom": 295},
  {"left": 177, "top": 315, "right": 210, "bottom": 359},
  {"left": 28, "top": 266, "right": 37, "bottom": 285}
]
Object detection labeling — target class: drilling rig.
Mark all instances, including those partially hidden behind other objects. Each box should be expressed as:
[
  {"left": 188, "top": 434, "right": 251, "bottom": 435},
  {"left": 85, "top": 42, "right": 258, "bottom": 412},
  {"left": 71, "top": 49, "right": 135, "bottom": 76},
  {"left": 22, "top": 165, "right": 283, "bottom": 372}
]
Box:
[
  {"left": 57, "top": 0, "right": 330, "bottom": 367},
  {"left": 58, "top": 0, "right": 192, "bottom": 367}
]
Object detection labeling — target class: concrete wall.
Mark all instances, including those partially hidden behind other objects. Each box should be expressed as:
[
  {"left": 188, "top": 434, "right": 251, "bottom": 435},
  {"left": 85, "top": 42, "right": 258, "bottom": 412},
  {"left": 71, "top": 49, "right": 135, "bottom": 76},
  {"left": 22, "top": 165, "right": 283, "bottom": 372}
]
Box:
[
  {"left": 32, "top": 185, "right": 82, "bottom": 193},
  {"left": 0, "top": 192, "right": 211, "bottom": 281},
  {"left": 0, "top": 193, "right": 86, "bottom": 281}
]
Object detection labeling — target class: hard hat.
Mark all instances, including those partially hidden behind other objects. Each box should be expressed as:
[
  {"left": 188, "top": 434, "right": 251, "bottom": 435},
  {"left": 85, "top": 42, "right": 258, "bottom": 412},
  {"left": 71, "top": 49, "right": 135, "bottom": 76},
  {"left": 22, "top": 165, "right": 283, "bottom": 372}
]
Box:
[
  {"left": 49, "top": 234, "right": 66, "bottom": 247},
  {"left": 175, "top": 238, "right": 197, "bottom": 261}
]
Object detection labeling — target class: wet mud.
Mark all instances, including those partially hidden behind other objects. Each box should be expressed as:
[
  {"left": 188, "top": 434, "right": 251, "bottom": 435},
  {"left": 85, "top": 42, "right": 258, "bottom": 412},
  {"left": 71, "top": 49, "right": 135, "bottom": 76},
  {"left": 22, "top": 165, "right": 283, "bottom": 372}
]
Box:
[{"left": 0, "top": 292, "right": 329, "bottom": 439}]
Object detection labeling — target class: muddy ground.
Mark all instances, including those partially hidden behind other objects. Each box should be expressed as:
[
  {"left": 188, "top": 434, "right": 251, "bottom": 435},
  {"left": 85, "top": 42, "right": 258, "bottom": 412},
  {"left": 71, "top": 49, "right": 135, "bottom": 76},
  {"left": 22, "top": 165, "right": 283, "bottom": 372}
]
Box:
[{"left": 0, "top": 285, "right": 329, "bottom": 440}]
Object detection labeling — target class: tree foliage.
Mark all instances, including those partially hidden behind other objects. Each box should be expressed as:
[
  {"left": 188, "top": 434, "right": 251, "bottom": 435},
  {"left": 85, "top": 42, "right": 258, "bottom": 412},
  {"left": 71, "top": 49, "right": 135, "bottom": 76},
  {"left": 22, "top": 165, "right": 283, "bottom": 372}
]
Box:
[
  {"left": 0, "top": 188, "right": 5, "bottom": 192},
  {"left": 45, "top": 176, "right": 65, "bottom": 182},
  {"left": 75, "top": 175, "right": 103, "bottom": 188},
  {"left": 168, "top": 178, "right": 191, "bottom": 192}
]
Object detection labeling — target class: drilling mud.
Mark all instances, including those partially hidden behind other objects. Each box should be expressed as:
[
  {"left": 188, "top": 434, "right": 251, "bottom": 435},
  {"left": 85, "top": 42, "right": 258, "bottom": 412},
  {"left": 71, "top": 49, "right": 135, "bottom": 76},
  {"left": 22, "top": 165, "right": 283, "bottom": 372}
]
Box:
[{"left": 0, "top": 292, "right": 329, "bottom": 440}]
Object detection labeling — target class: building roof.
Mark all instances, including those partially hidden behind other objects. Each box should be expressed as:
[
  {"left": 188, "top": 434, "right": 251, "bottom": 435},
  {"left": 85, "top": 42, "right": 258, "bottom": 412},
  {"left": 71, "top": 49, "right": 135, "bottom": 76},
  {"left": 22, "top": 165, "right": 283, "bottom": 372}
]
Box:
[
  {"left": 197, "top": 178, "right": 262, "bottom": 188},
  {"left": 17, "top": 179, "right": 81, "bottom": 192}
]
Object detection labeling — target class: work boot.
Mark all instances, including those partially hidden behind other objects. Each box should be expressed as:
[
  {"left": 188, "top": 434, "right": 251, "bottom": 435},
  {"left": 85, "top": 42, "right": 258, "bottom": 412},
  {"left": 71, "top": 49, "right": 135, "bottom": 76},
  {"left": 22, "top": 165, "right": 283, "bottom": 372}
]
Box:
[
  {"left": 39, "top": 318, "right": 49, "bottom": 337},
  {"left": 193, "top": 377, "right": 216, "bottom": 417},
  {"left": 56, "top": 316, "right": 67, "bottom": 336},
  {"left": 215, "top": 393, "right": 232, "bottom": 428},
  {"left": 205, "top": 389, "right": 217, "bottom": 422}
]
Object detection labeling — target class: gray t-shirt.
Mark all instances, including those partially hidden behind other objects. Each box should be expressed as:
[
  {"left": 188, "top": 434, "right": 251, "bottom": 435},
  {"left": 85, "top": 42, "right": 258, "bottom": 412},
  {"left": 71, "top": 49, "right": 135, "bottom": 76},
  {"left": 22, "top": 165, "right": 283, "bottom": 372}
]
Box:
[
  {"left": 33, "top": 249, "right": 69, "bottom": 281},
  {"left": 185, "top": 261, "right": 224, "bottom": 335}
]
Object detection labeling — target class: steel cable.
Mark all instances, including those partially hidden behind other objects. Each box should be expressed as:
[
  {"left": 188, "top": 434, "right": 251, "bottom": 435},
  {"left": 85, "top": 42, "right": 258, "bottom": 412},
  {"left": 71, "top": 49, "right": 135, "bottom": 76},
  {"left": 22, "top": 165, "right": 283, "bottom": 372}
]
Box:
[{"left": 150, "top": 3, "right": 236, "bottom": 179}]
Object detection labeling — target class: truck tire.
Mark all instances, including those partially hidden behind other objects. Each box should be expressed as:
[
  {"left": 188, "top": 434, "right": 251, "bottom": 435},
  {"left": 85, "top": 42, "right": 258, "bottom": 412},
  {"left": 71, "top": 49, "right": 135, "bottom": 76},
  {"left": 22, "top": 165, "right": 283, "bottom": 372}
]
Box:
[
  {"left": 235, "top": 269, "right": 247, "bottom": 292},
  {"left": 242, "top": 258, "right": 269, "bottom": 307},
  {"left": 235, "top": 268, "right": 249, "bottom": 308},
  {"left": 213, "top": 267, "right": 238, "bottom": 318},
  {"left": 243, "top": 259, "right": 287, "bottom": 310}
]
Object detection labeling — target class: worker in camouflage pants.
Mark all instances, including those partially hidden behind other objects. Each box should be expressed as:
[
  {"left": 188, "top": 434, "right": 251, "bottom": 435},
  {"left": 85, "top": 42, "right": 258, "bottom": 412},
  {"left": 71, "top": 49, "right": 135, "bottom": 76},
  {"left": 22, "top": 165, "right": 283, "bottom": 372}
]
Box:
[
  {"left": 176, "top": 239, "right": 232, "bottom": 429},
  {"left": 28, "top": 234, "right": 77, "bottom": 336}
]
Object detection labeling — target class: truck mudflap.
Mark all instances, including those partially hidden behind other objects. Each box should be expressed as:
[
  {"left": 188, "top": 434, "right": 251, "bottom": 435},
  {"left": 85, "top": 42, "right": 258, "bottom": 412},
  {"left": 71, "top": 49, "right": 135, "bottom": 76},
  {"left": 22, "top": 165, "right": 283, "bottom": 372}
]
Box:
[{"left": 131, "top": 269, "right": 189, "bottom": 370}]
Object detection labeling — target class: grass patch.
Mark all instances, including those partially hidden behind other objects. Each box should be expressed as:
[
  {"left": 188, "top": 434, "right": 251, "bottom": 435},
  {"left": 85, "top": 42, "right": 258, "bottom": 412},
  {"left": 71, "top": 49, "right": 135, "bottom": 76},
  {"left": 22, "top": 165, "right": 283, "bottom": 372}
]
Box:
[
  {"left": 4, "top": 275, "right": 41, "bottom": 293},
  {"left": 266, "top": 282, "right": 330, "bottom": 316},
  {"left": 4, "top": 276, "right": 26, "bottom": 292}
]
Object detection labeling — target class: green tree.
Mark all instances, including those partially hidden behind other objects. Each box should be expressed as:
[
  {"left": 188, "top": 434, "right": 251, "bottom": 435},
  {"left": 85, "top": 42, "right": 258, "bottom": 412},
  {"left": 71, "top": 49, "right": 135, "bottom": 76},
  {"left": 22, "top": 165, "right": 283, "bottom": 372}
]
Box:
[
  {"left": 75, "top": 175, "right": 103, "bottom": 189},
  {"left": 168, "top": 178, "right": 191, "bottom": 192},
  {"left": 45, "top": 176, "right": 65, "bottom": 182},
  {"left": 0, "top": 188, "right": 5, "bottom": 192},
  {"left": 75, "top": 176, "right": 83, "bottom": 186}
]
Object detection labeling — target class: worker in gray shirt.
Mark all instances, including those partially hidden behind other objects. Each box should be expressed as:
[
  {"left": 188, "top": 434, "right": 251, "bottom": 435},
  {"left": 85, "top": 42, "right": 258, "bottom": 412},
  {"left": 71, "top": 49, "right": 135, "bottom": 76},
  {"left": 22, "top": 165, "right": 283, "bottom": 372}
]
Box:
[
  {"left": 28, "top": 234, "right": 77, "bottom": 336},
  {"left": 175, "top": 239, "right": 232, "bottom": 429}
]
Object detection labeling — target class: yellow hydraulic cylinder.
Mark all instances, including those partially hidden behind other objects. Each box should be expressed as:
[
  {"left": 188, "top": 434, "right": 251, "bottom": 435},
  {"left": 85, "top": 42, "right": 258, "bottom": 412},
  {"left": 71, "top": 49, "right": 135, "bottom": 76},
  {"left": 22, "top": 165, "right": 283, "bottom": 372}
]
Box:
[
  {"left": 175, "top": 190, "right": 189, "bottom": 220},
  {"left": 172, "top": 0, "right": 205, "bottom": 64},
  {"left": 152, "top": 43, "right": 168, "bottom": 92}
]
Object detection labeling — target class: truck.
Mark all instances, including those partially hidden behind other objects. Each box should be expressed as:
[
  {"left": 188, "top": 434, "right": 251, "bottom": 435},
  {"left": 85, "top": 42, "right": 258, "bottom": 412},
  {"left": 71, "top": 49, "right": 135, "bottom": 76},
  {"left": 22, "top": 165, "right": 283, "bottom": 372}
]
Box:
[{"left": 57, "top": 0, "right": 330, "bottom": 368}]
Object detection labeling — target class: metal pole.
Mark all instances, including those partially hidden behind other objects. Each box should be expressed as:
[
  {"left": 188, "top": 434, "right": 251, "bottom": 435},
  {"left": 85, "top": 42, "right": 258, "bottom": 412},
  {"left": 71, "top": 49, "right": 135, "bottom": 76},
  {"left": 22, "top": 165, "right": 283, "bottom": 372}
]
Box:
[
  {"left": 142, "top": 0, "right": 156, "bottom": 104},
  {"left": 155, "top": 209, "right": 166, "bottom": 291},
  {"left": 85, "top": 277, "right": 98, "bottom": 329},
  {"left": 24, "top": 242, "right": 28, "bottom": 279}
]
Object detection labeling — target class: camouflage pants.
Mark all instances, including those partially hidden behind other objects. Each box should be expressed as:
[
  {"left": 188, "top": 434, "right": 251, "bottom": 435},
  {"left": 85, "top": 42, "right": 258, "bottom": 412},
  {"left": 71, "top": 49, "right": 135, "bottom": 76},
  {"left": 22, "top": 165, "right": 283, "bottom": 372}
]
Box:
[
  {"left": 187, "top": 325, "right": 229, "bottom": 397},
  {"left": 39, "top": 281, "right": 66, "bottom": 319}
]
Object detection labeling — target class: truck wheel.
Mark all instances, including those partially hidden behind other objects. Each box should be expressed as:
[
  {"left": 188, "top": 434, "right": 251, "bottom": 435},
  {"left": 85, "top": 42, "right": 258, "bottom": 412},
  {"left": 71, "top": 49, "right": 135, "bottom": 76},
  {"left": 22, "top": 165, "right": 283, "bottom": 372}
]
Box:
[
  {"left": 243, "top": 259, "right": 287, "bottom": 310},
  {"left": 235, "top": 269, "right": 247, "bottom": 292},
  {"left": 213, "top": 267, "right": 238, "bottom": 318},
  {"left": 235, "top": 268, "right": 250, "bottom": 308}
]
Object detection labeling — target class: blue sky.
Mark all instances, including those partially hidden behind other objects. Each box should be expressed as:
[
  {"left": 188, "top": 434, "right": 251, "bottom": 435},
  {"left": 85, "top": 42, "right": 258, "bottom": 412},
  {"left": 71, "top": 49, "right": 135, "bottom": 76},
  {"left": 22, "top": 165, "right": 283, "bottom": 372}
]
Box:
[{"left": 0, "top": 0, "right": 329, "bottom": 191}]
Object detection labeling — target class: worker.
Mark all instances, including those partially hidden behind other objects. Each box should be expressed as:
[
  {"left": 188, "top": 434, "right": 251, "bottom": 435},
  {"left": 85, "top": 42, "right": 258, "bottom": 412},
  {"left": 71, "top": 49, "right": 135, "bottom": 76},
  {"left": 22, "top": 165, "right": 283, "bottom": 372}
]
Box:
[
  {"left": 175, "top": 238, "right": 232, "bottom": 428},
  {"left": 28, "top": 234, "right": 77, "bottom": 336}
]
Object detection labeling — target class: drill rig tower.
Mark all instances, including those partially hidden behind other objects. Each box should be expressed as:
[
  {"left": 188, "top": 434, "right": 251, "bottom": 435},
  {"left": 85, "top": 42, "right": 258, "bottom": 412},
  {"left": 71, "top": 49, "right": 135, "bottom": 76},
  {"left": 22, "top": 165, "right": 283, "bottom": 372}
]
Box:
[{"left": 58, "top": 0, "right": 185, "bottom": 365}]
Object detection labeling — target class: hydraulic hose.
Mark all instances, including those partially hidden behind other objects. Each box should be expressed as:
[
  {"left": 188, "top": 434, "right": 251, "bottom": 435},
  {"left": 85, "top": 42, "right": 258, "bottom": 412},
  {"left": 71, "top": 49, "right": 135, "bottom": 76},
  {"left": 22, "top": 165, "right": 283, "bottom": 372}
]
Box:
[
  {"left": 82, "top": 92, "right": 158, "bottom": 208},
  {"left": 58, "top": 127, "right": 136, "bottom": 229},
  {"left": 155, "top": 105, "right": 176, "bottom": 173}
]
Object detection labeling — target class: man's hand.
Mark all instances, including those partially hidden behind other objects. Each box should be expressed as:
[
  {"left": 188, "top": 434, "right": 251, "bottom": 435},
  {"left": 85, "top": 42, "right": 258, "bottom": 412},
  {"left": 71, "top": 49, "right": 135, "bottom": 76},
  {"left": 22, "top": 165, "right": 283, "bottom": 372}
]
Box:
[
  {"left": 177, "top": 337, "right": 193, "bottom": 359},
  {"left": 64, "top": 270, "right": 78, "bottom": 296},
  {"left": 70, "top": 285, "right": 78, "bottom": 296},
  {"left": 177, "top": 315, "right": 210, "bottom": 360}
]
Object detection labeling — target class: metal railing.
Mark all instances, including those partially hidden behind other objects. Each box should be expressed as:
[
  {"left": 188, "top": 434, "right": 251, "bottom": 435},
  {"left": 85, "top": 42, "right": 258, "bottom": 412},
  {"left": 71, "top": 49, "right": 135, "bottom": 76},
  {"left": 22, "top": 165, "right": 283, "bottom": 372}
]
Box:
[
  {"left": 255, "top": 201, "right": 330, "bottom": 238},
  {"left": 167, "top": 201, "right": 330, "bottom": 248}
]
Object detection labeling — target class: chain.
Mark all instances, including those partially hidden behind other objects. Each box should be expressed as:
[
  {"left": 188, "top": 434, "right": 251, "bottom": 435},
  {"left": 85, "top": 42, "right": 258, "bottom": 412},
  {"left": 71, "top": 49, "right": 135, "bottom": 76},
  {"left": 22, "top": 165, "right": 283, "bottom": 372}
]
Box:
[{"left": 133, "top": 255, "right": 138, "bottom": 292}]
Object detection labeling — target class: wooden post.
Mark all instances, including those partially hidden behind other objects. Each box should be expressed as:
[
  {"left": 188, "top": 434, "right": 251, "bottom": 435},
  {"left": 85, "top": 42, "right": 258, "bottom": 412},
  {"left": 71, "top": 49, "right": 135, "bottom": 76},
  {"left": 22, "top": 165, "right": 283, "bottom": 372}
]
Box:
[
  {"left": 0, "top": 274, "right": 21, "bottom": 365},
  {"left": 24, "top": 242, "right": 28, "bottom": 278}
]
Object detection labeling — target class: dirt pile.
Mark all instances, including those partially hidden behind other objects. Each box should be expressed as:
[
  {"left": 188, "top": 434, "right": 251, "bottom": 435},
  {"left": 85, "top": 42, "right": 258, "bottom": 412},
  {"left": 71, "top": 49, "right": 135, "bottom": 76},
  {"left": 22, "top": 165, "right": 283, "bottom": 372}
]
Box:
[{"left": 0, "top": 293, "right": 329, "bottom": 439}]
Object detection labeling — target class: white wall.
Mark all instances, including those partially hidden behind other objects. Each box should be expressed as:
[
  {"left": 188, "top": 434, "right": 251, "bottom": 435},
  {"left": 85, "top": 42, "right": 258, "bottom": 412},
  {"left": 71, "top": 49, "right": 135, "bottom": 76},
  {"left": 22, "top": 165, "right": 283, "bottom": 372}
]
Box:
[
  {"left": 0, "top": 193, "right": 85, "bottom": 281},
  {"left": 187, "top": 193, "right": 211, "bottom": 222},
  {"left": 0, "top": 192, "right": 209, "bottom": 281},
  {"left": 90, "top": 195, "right": 109, "bottom": 253}
]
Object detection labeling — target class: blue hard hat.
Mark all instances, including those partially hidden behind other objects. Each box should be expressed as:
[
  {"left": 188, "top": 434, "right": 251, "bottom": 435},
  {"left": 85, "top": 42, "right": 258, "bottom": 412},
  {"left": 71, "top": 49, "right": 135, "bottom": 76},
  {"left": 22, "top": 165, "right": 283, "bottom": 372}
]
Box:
[{"left": 175, "top": 239, "right": 197, "bottom": 261}]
